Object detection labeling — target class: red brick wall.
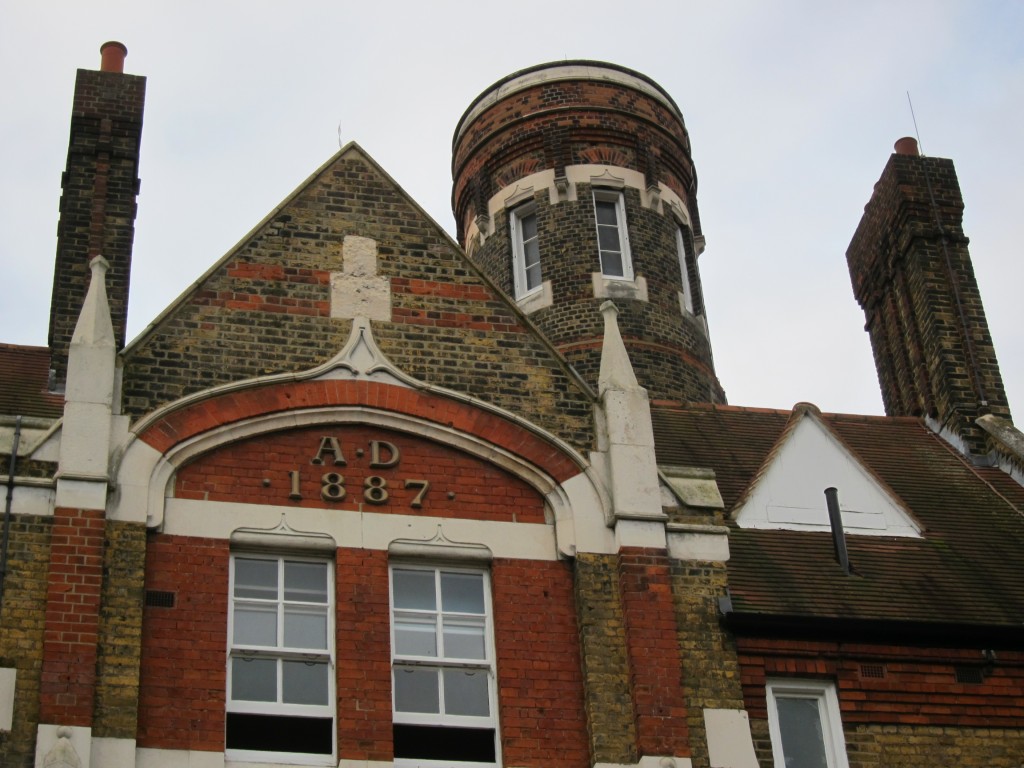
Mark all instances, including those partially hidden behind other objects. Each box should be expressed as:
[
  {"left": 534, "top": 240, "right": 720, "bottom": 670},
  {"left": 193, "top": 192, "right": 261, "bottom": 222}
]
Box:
[
  {"left": 174, "top": 424, "right": 546, "bottom": 523},
  {"left": 493, "top": 558, "right": 590, "bottom": 766},
  {"left": 336, "top": 548, "right": 392, "bottom": 761},
  {"left": 39, "top": 507, "right": 106, "bottom": 726},
  {"left": 619, "top": 548, "right": 689, "bottom": 757},
  {"left": 136, "top": 546, "right": 585, "bottom": 764},
  {"left": 137, "top": 535, "right": 229, "bottom": 751},
  {"left": 738, "top": 636, "right": 1024, "bottom": 726}
]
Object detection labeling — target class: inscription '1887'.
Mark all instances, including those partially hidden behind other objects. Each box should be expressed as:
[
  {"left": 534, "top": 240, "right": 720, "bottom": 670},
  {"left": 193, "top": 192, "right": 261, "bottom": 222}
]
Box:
[{"left": 284, "top": 437, "right": 431, "bottom": 509}]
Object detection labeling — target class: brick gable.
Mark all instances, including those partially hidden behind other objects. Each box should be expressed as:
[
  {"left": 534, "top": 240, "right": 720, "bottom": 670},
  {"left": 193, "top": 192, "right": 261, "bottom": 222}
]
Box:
[{"left": 121, "top": 145, "right": 595, "bottom": 454}]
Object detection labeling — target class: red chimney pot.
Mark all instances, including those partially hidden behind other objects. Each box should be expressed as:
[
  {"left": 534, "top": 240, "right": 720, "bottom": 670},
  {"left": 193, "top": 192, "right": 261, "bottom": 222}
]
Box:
[
  {"left": 99, "top": 41, "right": 128, "bottom": 73},
  {"left": 894, "top": 137, "right": 920, "bottom": 157}
]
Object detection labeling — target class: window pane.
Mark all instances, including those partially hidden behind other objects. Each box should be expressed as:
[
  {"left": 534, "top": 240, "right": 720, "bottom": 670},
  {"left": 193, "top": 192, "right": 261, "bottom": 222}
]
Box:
[
  {"left": 441, "top": 572, "right": 484, "bottom": 614},
  {"left": 232, "top": 657, "right": 276, "bottom": 702},
  {"left": 443, "top": 620, "right": 486, "bottom": 659},
  {"left": 284, "top": 561, "right": 328, "bottom": 603},
  {"left": 227, "top": 713, "right": 333, "bottom": 755},
  {"left": 395, "top": 617, "right": 438, "bottom": 657},
  {"left": 283, "top": 660, "right": 329, "bottom": 706},
  {"left": 521, "top": 212, "right": 538, "bottom": 241},
  {"left": 393, "top": 569, "right": 436, "bottom": 611},
  {"left": 595, "top": 199, "right": 618, "bottom": 225},
  {"left": 283, "top": 607, "right": 328, "bottom": 649},
  {"left": 444, "top": 668, "right": 490, "bottom": 716},
  {"left": 524, "top": 238, "right": 541, "bottom": 269},
  {"left": 394, "top": 667, "right": 440, "bottom": 714},
  {"left": 777, "top": 696, "right": 829, "bottom": 768},
  {"left": 234, "top": 558, "right": 278, "bottom": 600},
  {"left": 234, "top": 605, "right": 277, "bottom": 646},
  {"left": 525, "top": 260, "right": 542, "bottom": 291},
  {"left": 598, "top": 225, "right": 621, "bottom": 253},
  {"left": 601, "top": 250, "right": 624, "bottom": 277}
]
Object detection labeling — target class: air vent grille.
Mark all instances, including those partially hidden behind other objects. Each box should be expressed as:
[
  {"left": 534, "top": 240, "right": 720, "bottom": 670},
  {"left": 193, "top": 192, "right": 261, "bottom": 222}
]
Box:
[{"left": 145, "top": 590, "right": 176, "bottom": 608}]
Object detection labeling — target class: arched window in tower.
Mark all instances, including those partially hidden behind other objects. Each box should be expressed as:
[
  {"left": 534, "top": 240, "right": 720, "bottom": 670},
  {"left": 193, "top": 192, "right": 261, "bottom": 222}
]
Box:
[
  {"left": 593, "top": 190, "right": 633, "bottom": 280},
  {"left": 676, "top": 224, "right": 695, "bottom": 314},
  {"left": 510, "top": 203, "right": 542, "bottom": 298}
]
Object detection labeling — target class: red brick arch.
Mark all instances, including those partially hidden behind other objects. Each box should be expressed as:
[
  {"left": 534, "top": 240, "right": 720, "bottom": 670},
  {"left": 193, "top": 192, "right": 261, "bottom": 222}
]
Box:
[{"left": 136, "top": 379, "right": 582, "bottom": 484}]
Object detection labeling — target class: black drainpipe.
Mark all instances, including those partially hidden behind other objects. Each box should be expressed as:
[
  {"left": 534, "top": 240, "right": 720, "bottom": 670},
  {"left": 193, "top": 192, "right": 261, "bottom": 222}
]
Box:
[
  {"left": 824, "top": 487, "right": 851, "bottom": 576},
  {"left": 0, "top": 415, "right": 23, "bottom": 611}
]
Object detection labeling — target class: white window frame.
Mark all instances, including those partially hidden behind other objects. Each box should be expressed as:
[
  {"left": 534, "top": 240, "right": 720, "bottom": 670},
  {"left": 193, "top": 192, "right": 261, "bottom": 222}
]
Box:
[
  {"left": 676, "top": 224, "right": 694, "bottom": 314},
  {"left": 227, "top": 554, "right": 336, "bottom": 765},
  {"left": 593, "top": 189, "right": 634, "bottom": 280},
  {"left": 766, "top": 679, "right": 849, "bottom": 768},
  {"left": 510, "top": 203, "right": 542, "bottom": 299},
  {"left": 389, "top": 563, "right": 499, "bottom": 767}
]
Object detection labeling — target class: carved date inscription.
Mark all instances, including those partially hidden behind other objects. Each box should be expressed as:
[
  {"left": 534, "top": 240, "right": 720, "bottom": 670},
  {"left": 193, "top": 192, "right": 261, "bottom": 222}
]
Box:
[{"left": 283, "top": 437, "right": 432, "bottom": 509}]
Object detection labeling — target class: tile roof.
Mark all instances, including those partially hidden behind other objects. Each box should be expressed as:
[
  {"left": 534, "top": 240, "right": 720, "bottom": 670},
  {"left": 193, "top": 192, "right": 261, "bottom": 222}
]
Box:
[
  {"left": 652, "top": 403, "right": 1024, "bottom": 632},
  {"left": 0, "top": 344, "right": 64, "bottom": 420}
]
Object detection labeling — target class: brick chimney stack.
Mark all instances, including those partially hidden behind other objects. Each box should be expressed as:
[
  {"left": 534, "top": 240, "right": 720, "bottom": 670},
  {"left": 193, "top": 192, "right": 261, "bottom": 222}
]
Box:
[
  {"left": 48, "top": 41, "right": 145, "bottom": 387},
  {"left": 847, "top": 139, "right": 1011, "bottom": 456}
]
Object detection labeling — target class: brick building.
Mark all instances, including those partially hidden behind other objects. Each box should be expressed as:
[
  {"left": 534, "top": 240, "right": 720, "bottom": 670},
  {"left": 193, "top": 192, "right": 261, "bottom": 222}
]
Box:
[{"left": 0, "top": 43, "right": 1022, "bottom": 768}]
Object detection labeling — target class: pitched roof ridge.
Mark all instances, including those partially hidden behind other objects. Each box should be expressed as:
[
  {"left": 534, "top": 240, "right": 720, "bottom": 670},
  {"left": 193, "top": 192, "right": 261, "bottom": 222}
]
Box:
[
  {"left": 0, "top": 343, "right": 49, "bottom": 353},
  {"left": 651, "top": 401, "right": 793, "bottom": 416},
  {"left": 823, "top": 411, "right": 923, "bottom": 425}
]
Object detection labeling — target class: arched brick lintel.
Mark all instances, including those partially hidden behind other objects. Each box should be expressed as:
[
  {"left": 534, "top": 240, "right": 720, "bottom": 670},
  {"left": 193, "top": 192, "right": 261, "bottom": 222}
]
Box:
[{"left": 136, "top": 379, "right": 583, "bottom": 484}]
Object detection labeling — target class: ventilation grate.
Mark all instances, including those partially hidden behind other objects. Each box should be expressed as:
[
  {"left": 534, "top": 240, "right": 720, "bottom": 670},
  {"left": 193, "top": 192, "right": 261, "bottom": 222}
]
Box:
[
  {"left": 954, "top": 666, "right": 984, "bottom": 685},
  {"left": 859, "top": 663, "right": 886, "bottom": 679},
  {"left": 145, "top": 590, "right": 176, "bottom": 608}
]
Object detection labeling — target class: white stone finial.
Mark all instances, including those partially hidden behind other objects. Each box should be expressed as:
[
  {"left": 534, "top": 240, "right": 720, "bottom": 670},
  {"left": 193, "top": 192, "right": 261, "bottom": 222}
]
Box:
[
  {"left": 70, "top": 256, "right": 115, "bottom": 348},
  {"left": 598, "top": 300, "right": 640, "bottom": 395},
  {"left": 59, "top": 255, "right": 117, "bottom": 499}
]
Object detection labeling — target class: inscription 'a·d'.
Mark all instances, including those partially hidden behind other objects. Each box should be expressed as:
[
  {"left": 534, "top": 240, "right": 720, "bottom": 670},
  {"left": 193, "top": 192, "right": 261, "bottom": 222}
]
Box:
[{"left": 309, "top": 436, "right": 401, "bottom": 468}]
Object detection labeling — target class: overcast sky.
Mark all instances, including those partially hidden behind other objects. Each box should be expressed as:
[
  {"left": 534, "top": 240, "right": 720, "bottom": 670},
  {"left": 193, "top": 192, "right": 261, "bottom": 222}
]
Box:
[{"left": 1, "top": 2, "right": 1020, "bottom": 418}]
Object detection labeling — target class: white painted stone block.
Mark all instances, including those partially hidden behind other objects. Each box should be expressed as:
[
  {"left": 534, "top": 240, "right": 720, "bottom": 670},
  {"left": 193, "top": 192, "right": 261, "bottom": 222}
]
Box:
[
  {"left": 0, "top": 667, "right": 15, "bottom": 730},
  {"left": 704, "top": 708, "right": 759, "bottom": 768},
  {"left": 36, "top": 723, "right": 91, "bottom": 768}
]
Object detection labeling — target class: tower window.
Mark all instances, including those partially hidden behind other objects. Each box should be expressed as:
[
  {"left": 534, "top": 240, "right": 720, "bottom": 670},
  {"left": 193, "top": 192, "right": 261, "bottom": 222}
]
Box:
[
  {"left": 227, "top": 555, "right": 335, "bottom": 763},
  {"left": 510, "top": 204, "right": 542, "bottom": 298},
  {"left": 593, "top": 190, "right": 633, "bottom": 280},
  {"left": 676, "top": 225, "right": 694, "bottom": 314},
  {"left": 390, "top": 565, "right": 498, "bottom": 765}
]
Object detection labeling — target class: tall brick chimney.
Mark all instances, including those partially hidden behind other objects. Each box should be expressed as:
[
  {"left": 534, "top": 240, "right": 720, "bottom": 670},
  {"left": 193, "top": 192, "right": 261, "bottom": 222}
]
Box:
[
  {"left": 846, "top": 138, "right": 1011, "bottom": 456},
  {"left": 48, "top": 41, "right": 145, "bottom": 387}
]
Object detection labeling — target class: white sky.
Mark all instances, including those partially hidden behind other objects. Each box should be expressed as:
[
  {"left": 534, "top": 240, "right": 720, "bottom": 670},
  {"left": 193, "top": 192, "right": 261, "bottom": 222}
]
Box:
[{"left": 1, "top": 2, "right": 1021, "bottom": 418}]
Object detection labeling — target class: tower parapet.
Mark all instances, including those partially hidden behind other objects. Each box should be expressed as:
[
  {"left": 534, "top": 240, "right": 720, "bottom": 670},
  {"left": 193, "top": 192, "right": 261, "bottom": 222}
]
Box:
[{"left": 452, "top": 62, "right": 725, "bottom": 404}]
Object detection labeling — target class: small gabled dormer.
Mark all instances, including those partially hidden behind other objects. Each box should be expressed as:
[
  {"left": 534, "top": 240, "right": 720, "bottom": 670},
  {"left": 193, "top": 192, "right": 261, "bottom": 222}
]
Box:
[{"left": 733, "top": 403, "right": 921, "bottom": 538}]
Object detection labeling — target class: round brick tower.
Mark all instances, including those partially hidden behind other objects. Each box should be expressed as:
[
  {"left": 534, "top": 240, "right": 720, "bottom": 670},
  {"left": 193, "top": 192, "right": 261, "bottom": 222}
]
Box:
[{"left": 452, "top": 61, "right": 724, "bottom": 404}]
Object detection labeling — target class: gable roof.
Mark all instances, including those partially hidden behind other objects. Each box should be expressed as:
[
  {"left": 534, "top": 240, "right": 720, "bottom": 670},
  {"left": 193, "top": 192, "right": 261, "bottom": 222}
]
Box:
[
  {"left": 732, "top": 404, "right": 920, "bottom": 538},
  {"left": 0, "top": 344, "right": 64, "bottom": 420},
  {"left": 120, "top": 143, "right": 596, "bottom": 452},
  {"left": 652, "top": 403, "right": 1024, "bottom": 634}
]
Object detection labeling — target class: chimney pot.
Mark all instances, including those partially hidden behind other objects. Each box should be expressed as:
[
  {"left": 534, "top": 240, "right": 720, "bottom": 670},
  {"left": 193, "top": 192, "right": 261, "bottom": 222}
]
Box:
[
  {"left": 894, "top": 136, "right": 920, "bottom": 157},
  {"left": 99, "top": 41, "right": 128, "bottom": 73}
]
